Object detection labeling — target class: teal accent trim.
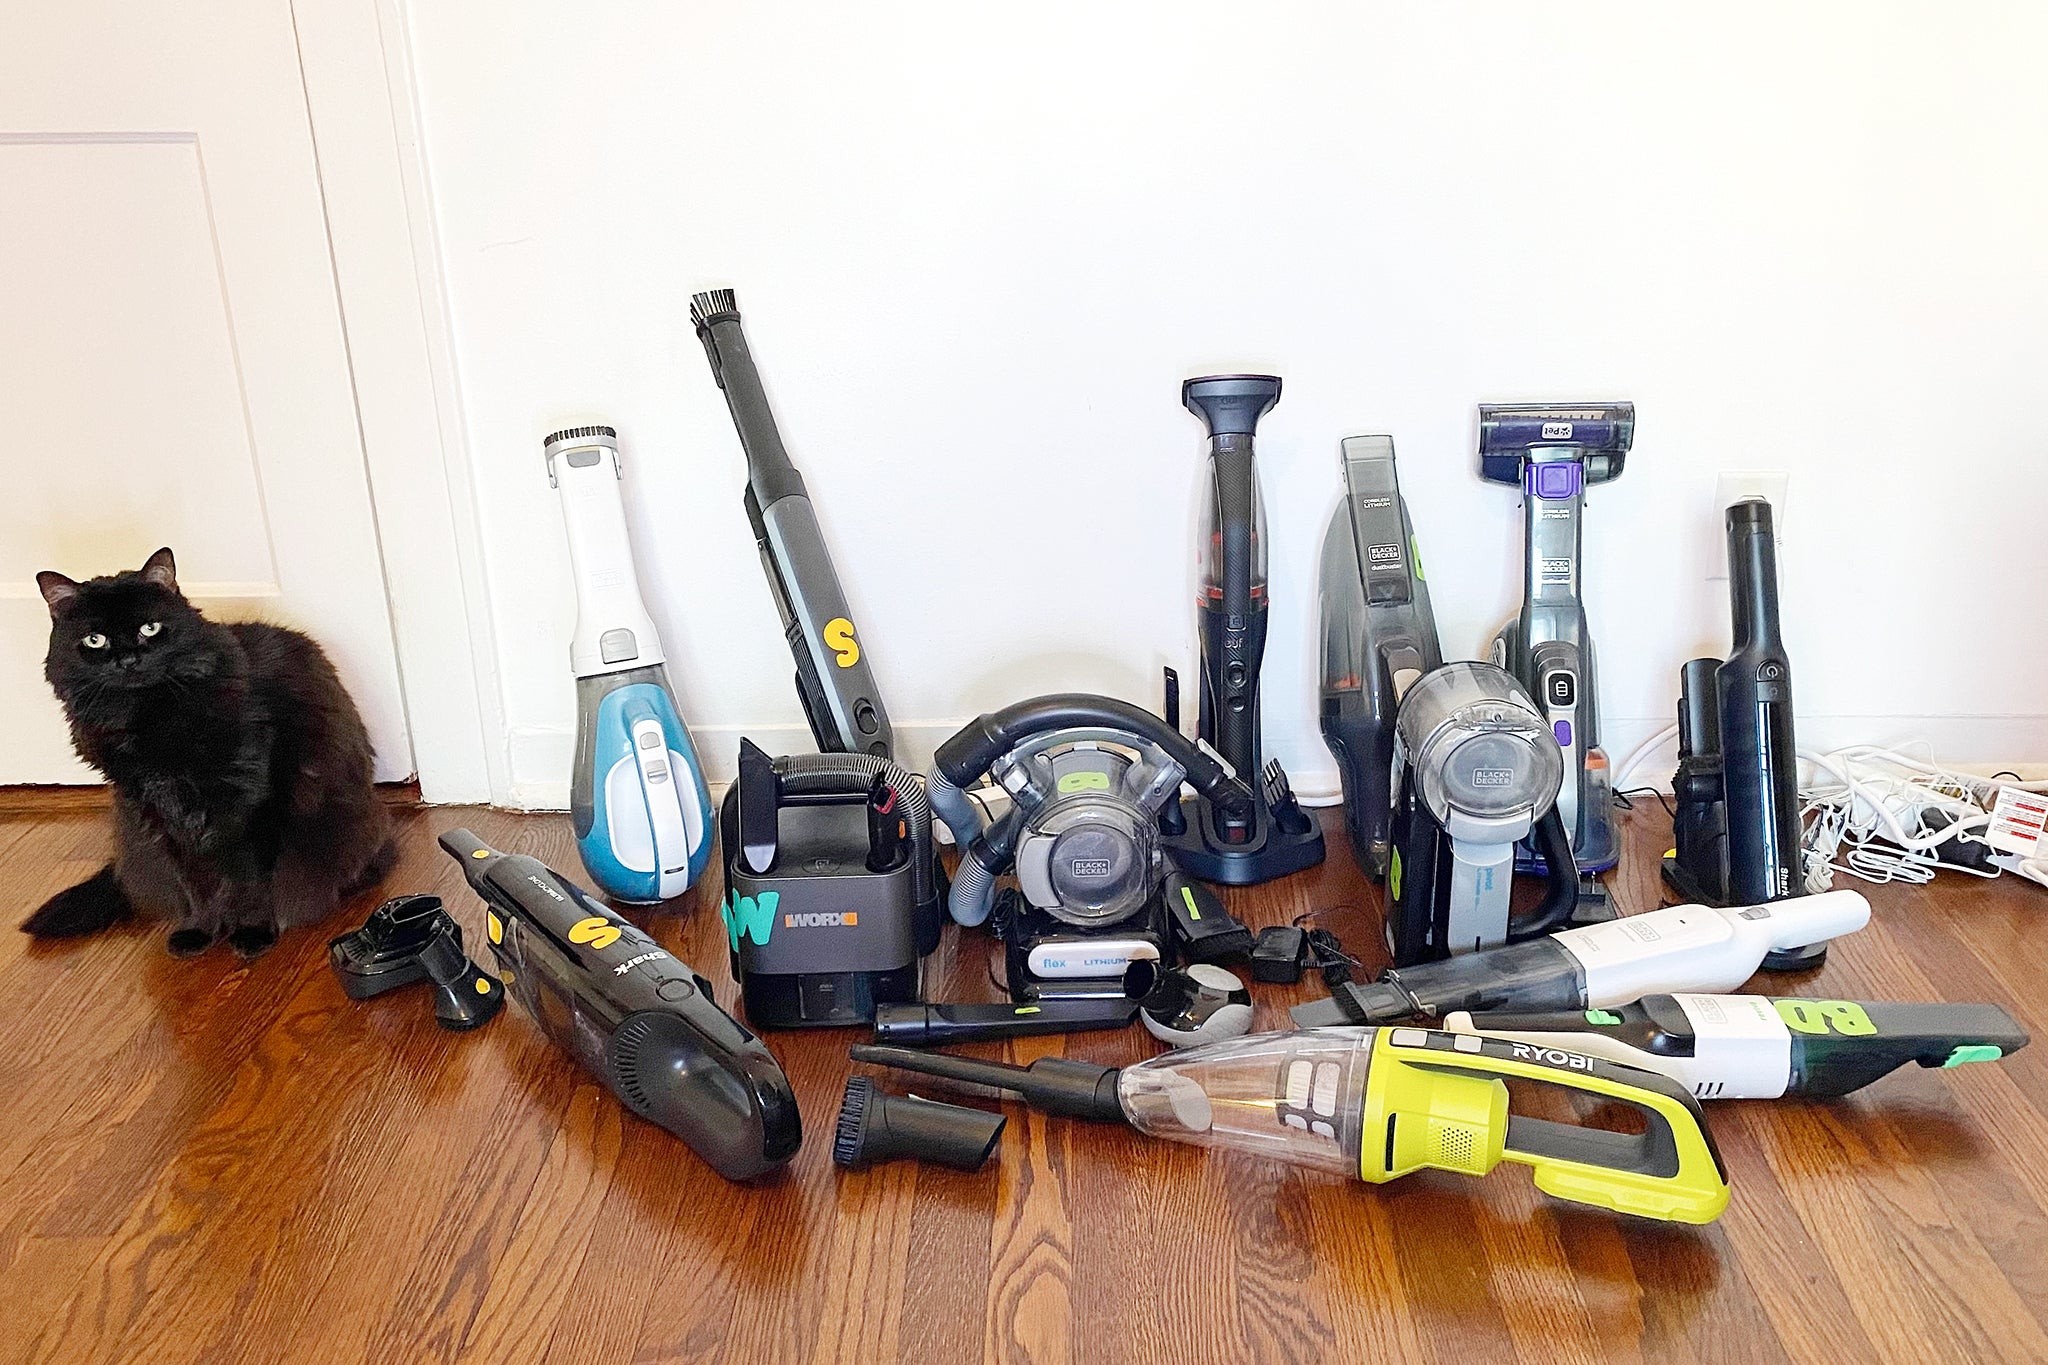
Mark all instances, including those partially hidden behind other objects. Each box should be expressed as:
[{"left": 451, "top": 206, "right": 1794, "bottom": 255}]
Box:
[
  {"left": 1943, "top": 1044, "right": 2003, "bottom": 1067},
  {"left": 721, "top": 890, "right": 779, "bottom": 950}
]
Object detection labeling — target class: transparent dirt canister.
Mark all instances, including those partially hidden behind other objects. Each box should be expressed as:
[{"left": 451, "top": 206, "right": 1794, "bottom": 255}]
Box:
[
  {"left": 1116, "top": 1028, "right": 1372, "bottom": 1176},
  {"left": 1395, "top": 662, "right": 1561, "bottom": 830}
]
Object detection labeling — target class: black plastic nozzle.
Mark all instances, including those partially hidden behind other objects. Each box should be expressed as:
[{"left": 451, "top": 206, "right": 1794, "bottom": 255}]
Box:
[
  {"left": 329, "top": 893, "right": 503, "bottom": 1031},
  {"left": 848, "top": 1045, "right": 1128, "bottom": 1124},
  {"left": 1183, "top": 374, "right": 1281, "bottom": 437},
  {"left": 871, "top": 998, "right": 1142, "bottom": 1046},
  {"left": 832, "top": 1077, "right": 1006, "bottom": 1171}
]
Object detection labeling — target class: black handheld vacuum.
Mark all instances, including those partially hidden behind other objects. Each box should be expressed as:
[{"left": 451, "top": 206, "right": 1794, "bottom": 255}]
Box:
[
  {"left": 1481, "top": 404, "right": 1632, "bottom": 877},
  {"left": 690, "top": 289, "right": 892, "bottom": 759},
  {"left": 1162, "top": 375, "right": 1325, "bottom": 885},
  {"left": 1663, "top": 498, "right": 1821, "bottom": 966},
  {"left": 439, "top": 829, "right": 801, "bottom": 1181}
]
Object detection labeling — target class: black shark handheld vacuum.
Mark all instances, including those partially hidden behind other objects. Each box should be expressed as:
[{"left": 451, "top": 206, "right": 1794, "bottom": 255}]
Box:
[
  {"left": 1664, "top": 498, "right": 1825, "bottom": 967},
  {"left": 690, "top": 289, "right": 893, "bottom": 758},
  {"left": 439, "top": 830, "right": 801, "bottom": 1182},
  {"left": 1163, "top": 375, "right": 1325, "bottom": 885},
  {"left": 1482, "top": 403, "right": 1632, "bottom": 877}
]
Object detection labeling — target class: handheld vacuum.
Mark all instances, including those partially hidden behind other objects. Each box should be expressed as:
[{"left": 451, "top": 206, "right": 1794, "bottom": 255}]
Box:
[
  {"left": 547, "top": 427, "right": 714, "bottom": 903},
  {"left": 1446, "top": 994, "right": 2028, "bottom": 1099},
  {"left": 1163, "top": 375, "right": 1325, "bottom": 885},
  {"left": 1482, "top": 403, "right": 1632, "bottom": 876},
  {"left": 853, "top": 1025, "right": 1730, "bottom": 1224},
  {"left": 1293, "top": 887, "right": 1871, "bottom": 1027},
  {"left": 440, "top": 829, "right": 801, "bottom": 1182},
  {"left": 1317, "top": 435, "right": 1444, "bottom": 878},
  {"left": 690, "top": 289, "right": 892, "bottom": 758},
  {"left": 1664, "top": 499, "right": 1821, "bottom": 963}
]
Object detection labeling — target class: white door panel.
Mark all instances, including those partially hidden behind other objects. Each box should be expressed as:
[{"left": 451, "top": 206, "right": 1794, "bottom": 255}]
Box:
[{"left": 0, "top": 0, "right": 412, "bottom": 783}]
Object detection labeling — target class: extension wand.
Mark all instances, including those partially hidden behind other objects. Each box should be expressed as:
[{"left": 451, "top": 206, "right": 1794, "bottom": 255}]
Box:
[
  {"left": 1445, "top": 995, "right": 2028, "bottom": 1099},
  {"left": 1292, "top": 889, "right": 1870, "bottom": 1027},
  {"left": 690, "top": 289, "right": 893, "bottom": 758},
  {"left": 440, "top": 830, "right": 800, "bottom": 1181},
  {"left": 853, "top": 1027, "right": 1730, "bottom": 1223}
]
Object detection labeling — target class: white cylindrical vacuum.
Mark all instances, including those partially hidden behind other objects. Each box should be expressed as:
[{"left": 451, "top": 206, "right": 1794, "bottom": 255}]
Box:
[{"left": 546, "top": 426, "right": 712, "bottom": 903}]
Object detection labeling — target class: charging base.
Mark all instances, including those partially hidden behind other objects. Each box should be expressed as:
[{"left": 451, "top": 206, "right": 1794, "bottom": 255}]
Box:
[{"left": 1162, "top": 796, "right": 1325, "bottom": 887}]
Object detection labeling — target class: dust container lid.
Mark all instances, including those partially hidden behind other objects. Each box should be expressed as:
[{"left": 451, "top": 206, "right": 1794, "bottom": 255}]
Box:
[
  {"left": 1116, "top": 1028, "right": 1375, "bottom": 1177},
  {"left": 1395, "top": 663, "right": 1561, "bottom": 827}
]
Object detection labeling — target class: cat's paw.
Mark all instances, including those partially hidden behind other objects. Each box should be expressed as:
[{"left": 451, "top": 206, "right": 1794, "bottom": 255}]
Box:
[
  {"left": 165, "top": 927, "right": 216, "bottom": 957},
  {"left": 226, "top": 924, "right": 278, "bottom": 959}
]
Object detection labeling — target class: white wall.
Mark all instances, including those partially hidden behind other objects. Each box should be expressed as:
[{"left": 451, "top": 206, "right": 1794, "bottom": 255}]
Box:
[{"left": 400, "top": 0, "right": 2048, "bottom": 808}]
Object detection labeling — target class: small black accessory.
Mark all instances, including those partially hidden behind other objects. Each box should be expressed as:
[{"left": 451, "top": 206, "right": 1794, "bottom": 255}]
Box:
[
  {"left": 441, "top": 830, "right": 801, "bottom": 1182},
  {"left": 1164, "top": 869, "right": 1252, "bottom": 963},
  {"left": 1251, "top": 925, "right": 1309, "bottom": 984},
  {"left": 872, "top": 997, "right": 1143, "bottom": 1046},
  {"left": 833, "top": 1077, "right": 1006, "bottom": 1171},
  {"left": 1139, "top": 965, "right": 1253, "bottom": 1046},
  {"left": 720, "top": 739, "right": 944, "bottom": 1028},
  {"left": 328, "top": 894, "right": 503, "bottom": 1031},
  {"left": 849, "top": 1045, "right": 1128, "bottom": 1122}
]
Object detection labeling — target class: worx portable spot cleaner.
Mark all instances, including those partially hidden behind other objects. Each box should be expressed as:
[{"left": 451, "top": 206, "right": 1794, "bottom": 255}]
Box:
[
  {"left": 547, "top": 426, "right": 714, "bottom": 903},
  {"left": 854, "top": 1025, "right": 1730, "bottom": 1224}
]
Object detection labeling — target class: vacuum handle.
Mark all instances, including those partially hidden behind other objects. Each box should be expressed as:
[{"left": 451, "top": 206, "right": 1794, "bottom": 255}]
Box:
[
  {"left": 1371, "top": 1028, "right": 1728, "bottom": 1224},
  {"left": 1508, "top": 808, "right": 1580, "bottom": 942}
]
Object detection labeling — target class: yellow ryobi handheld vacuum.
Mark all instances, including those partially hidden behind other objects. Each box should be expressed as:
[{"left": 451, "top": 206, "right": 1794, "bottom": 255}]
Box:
[{"left": 853, "top": 1024, "right": 1729, "bottom": 1224}]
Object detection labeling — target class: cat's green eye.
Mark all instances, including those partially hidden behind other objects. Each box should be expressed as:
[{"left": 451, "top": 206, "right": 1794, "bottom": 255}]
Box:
[
  {"left": 82, "top": 633, "right": 108, "bottom": 649},
  {"left": 138, "top": 622, "right": 162, "bottom": 639}
]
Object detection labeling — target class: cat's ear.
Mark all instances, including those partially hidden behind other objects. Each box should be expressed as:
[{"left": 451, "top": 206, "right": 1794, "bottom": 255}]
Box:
[
  {"left": 140, "top": 547, "right": 178, "bottom": 592},
  {"left": 36, "top": 572, "right": 80, "bottom": 616}
]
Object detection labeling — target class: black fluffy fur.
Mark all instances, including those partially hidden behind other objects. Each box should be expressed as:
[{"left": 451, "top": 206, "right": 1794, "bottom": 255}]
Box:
[{"left": 22, "top": 548, "right": 395, "bottom": 957}]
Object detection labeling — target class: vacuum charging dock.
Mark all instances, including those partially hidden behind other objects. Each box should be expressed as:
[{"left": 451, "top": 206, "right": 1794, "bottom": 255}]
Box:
[
  {"left": 1162, "top": 375, "right": 1325, "bottom": 886},
  {"left": 1481, "top": 404, "right": 1632, "bottom": 886}
]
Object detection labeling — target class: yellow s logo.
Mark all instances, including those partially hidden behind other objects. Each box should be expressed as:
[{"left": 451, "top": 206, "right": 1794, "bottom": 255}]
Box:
[
  {"left": 568, "top": 915, "right": 621, "bottom": 951},
  {"left": 823, "top": 617, "right": 860, "bottom": 668}
]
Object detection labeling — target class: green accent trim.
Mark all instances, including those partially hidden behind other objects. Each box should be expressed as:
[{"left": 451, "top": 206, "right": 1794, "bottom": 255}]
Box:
[
  {"left": 1015, "top": 1006, "right": 1041, "bottom": 1016},
  {"left": 1180, "top": 885, "right": 1201, "bottom": 920},
  {"left": 1057, "top": 771, "right": 1112, "bottom": 793},
  {"left": 1410, "top": 535, "right": 1426, "bottom": 581},
  {"left": 1774, "top": 999, "right": 1876, "bottom": 1037},
  {"left": 1943, "top": 1045, "right": 2004, "bottom": 1067},
  {"left": 1389, "top": 848, "right": 1403, "bottom": 901},
  {"left": 720, "top": 890, "right": 779, "bottom": 950},
  {"left": 1585, "top": 1009, "right": 1623, "bottom": 1026}
]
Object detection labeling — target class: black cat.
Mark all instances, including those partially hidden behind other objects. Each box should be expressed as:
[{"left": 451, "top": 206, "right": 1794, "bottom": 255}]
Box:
[{"left": 22, "top": 548, "right": 395, "bottom": 957}]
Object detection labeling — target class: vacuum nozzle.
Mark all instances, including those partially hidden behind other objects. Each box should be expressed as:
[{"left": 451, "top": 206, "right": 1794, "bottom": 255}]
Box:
[
  {"left": 832, "top": 1077, "right": 1006, "bottom": 1171},
  {"left": 1183, "top": 374, "right": 1282, "bottom": 437},
  {"left": 1477, "top": 402, "right": 1634, "bottom": 484}
]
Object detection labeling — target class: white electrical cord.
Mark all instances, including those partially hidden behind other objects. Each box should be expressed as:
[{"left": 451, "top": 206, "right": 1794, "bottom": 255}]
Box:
[
  {"left": 1612, "top": 723, "right": 1681, "bottom": 794},
  {"left": 1797, "top": 744, "right": 2027, "bottom": 889}
]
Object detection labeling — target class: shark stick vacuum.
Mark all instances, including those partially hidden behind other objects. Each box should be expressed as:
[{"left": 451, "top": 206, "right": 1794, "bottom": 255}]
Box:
[
  {"left": 1482, "top": 404, "right": 1631, "bottom": 881},
  {"left": 1163, "top": 375, "right": 1324, "bottom": 885},
  {"left": 547, "top": 427, "right": 714, "bottom": 903}
]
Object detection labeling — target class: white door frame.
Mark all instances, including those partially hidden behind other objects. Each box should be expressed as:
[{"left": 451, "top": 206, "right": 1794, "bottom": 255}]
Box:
[{"left": 292, "top": 0, "right": 506, "bottom": 805}]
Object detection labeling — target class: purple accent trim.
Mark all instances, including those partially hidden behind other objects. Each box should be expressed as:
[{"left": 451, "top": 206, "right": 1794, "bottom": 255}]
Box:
[
  {"left": 1554, "top": 720, "right": 1573, "bottom": 748},
  {"left": 1528, "top": 462, "right": 1583, "bottom": 500}
]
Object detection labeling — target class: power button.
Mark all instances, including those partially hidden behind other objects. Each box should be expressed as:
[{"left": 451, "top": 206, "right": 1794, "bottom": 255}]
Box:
[{"left": 656, "top": 978, "right": 694, "bottom": 1002}]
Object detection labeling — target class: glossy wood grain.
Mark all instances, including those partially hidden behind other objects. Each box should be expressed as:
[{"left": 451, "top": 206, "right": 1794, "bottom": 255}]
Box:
[{"left": 1, "top": 796, "right": 2043, "bottom": 1364}]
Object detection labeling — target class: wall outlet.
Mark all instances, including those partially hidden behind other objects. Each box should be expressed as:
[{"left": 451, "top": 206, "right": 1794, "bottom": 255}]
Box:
[{"left": 1711, "top": 471, "right": 1789, "bottom": 579}]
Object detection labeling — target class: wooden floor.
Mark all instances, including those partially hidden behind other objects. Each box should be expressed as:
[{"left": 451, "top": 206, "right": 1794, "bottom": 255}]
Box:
[{"left": 2, "top": 795, "right": 2045, "bottom": 1364}]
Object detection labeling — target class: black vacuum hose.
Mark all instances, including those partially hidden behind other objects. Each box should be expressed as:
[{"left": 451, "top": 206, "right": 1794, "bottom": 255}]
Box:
[{"left": 1510, "top": 808, "right": 1580, "bottom": 941}]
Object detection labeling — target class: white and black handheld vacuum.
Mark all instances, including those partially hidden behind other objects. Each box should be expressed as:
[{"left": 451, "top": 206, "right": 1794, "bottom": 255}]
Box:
[{"left": 546, "top": 426, "right": 713, "bottom": 903}]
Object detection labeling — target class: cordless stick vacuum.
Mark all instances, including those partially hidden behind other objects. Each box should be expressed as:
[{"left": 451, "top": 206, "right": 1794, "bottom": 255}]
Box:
[
  {"left": 690, "top": 290, "right": 893, "bottom": 758},
  {"left": 548, "top": 427, "right": 714, "bottom": 903},
  {"left": 1163, "top": 375, "right": 1324, "bottom": 885},
  {"left": 1482, "top": 404, "right": 1631, "bottom": 879}
]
